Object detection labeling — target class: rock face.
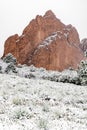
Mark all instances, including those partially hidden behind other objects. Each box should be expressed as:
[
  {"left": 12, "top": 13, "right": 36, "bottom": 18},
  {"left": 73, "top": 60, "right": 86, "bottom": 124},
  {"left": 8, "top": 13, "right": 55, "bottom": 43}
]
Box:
[
  {"left": 3, "top": 10, "right": 85, "bottom": 71},
  {"left": 79, "top": 38, "right": 87, "bottom": 52}
]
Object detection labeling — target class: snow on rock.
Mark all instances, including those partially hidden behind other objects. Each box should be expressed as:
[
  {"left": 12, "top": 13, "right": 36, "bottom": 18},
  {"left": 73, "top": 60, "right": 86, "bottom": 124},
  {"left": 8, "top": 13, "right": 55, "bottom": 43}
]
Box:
[
  {"left": 37, "top": 30, "right": 69, "bottom": 50},
  {"left": 37, "top": 32, "right": 57, "bottom": 49},
  {"left": 0, "top": 73, "right": 87, "bottom": 130},
  {"left": 33, "top": 31, "right": 63, "bottom": 55}
]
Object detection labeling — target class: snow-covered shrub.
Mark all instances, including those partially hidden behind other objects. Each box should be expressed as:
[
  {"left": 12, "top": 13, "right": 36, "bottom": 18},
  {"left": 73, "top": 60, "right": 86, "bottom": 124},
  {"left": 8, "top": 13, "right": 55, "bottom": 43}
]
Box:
[
  {"left": 12, "top": 97, "right": 26, "bottom": 105},
  {"left": 58, "top": 75, "right": 70, "bottom": 83},
  {"left": 5, "top": 62, "right": 17, "bottom": 74},
  {"left": 77, "top": 60, "right": 87, "bottom": 85},
  {"left": 3, "top": 53, "right": 17, "bottom": 65},
  {"left": 39, "top": 67, "right": 46, "bottom": 72},
  {"left": 13, "top": 108, "right": 30, "bottom": 119},
  {"left": 42, "top": 105, "right": 49, "bottom": 112},
  {"left": 68, "top": 76, "right": 80, "bottom": 85},
  {"left": 58, "top": 73, "right": 80, "bottom": 85},
  {"left": 42, "top": 69, "right": 80, "bottom": 85},
  {"left": 25, "top": 73, "right": 35, "bottom": 79},
  {"left": 54, "top": 109, "right": 65, "bottom": 119},
  {"left": 41, "top": 72, "right": 60, "bottom": 82},
  {"left": 38, "top": 118, "right": 48, "bottom": 130},
  {"left": 58, "top": 70, "right": 80, "bottom": 85},
  {"left": 22, "top": 64, "right": 28, "bottom": 67},
  {"left": 0, "top": 66, "right": 2, "bottom": 73},
  {"left": 17, "top": 64, "right": 23, "bottom": 68},
  {"left": 29, "top": 65, "right": 36, "bottom": 72}
]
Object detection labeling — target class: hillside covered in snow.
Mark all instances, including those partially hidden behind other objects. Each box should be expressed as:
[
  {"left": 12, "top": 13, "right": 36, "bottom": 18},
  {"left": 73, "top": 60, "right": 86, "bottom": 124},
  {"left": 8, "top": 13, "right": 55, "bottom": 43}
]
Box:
[
  {"left": 0, "top": 72, "right": 87, "bottom": 130},
  {"left": 0, "top": 54, "right": 87, "bottom": 130}
]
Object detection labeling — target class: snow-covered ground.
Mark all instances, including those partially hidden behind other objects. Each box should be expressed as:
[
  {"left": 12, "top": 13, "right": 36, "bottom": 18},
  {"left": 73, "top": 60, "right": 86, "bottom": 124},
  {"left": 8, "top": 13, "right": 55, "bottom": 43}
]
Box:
[{"left": 0, "top": 73, "right": 87, "bottom": 130}]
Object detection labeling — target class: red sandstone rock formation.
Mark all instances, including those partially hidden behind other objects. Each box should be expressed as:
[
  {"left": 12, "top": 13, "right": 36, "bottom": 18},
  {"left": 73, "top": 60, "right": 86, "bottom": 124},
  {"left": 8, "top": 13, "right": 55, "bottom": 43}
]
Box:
[{"left": 3, "top": 10, "right": 85, "bottom": 71}]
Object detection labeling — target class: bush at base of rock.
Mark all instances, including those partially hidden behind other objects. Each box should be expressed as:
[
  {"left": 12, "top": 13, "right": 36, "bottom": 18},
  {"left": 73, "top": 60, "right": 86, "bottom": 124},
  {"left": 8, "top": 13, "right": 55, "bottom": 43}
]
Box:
[
  {"left": 17, "top": 64, "right": 23, "bottom": 68},
  {"left": 2, "top": 53, "right": 87, "bottom": 86},
  {"left": 5, "top": 63, "right": 17, "bottom": 74},
  {"left": 25, "top": 73, "right": 35, "bottom": 79},
  {"left": 3, "top": 53, "right": 17, "bottom": 65},
  {"left": 0, "top": 66, "right": 2, "bottom": 73},
  {"left": 58, "top": 75, "right": 80, "bottom": 85},
  {"left": 42, "top": 70, "right": 80, "bottom": 85},
  {"left": 77, "top": 60, "right": 87, "bottom": 85},
  {"left": 29, "top": 65, "right": 36, "bottom": 72}
]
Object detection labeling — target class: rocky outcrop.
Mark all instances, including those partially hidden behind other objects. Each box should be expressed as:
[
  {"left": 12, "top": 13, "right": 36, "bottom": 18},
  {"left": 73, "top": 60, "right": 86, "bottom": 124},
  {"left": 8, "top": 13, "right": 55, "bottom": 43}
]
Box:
[
  {"left": 79, "top": 38, "right": 87, "bottom": 52},
  {"left": 3, "top": 10, "right": 85, "bottom": 71}
]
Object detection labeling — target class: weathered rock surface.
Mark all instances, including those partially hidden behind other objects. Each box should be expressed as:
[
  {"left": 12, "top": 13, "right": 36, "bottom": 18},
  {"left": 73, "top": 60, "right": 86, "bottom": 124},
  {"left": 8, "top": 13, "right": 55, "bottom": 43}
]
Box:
[
  {"left": 3, "top": 10, "right": 85, "bottom": 71},
  {"left": 79, "top": 38, "right": 87, "bottom": 52}
]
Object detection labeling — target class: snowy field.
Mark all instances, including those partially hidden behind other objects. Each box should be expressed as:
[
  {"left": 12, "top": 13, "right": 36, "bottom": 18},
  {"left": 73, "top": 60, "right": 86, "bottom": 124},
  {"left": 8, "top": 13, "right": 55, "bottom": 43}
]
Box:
[{"left": 0, "top": 73, "right": 87, "bottom": 130}]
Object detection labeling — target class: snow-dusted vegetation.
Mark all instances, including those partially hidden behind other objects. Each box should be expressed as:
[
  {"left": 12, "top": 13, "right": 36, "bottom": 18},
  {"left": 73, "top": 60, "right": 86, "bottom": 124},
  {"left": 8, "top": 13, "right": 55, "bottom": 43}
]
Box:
[
  {"left": 0, "top": 53, "right": 87, "bottom": 129},
  {"left": 0, "top": 73, "right": 87, "bottom": 130},
  {"left": 0, "top": 54, "right": 80, "bottom": 85}
]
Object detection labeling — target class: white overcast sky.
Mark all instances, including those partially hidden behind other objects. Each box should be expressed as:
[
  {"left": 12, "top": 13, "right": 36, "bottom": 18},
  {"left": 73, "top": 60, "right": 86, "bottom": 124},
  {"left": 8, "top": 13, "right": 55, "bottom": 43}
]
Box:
[{"left": 0, "top": 0, "right": 87, "bottom": 56}]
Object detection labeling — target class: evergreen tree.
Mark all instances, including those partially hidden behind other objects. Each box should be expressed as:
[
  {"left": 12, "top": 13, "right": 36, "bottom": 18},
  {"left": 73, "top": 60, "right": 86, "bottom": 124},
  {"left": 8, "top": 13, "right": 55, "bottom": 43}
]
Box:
[{"left": 78, "top": 60, "right": 87, "bottom": 85}]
